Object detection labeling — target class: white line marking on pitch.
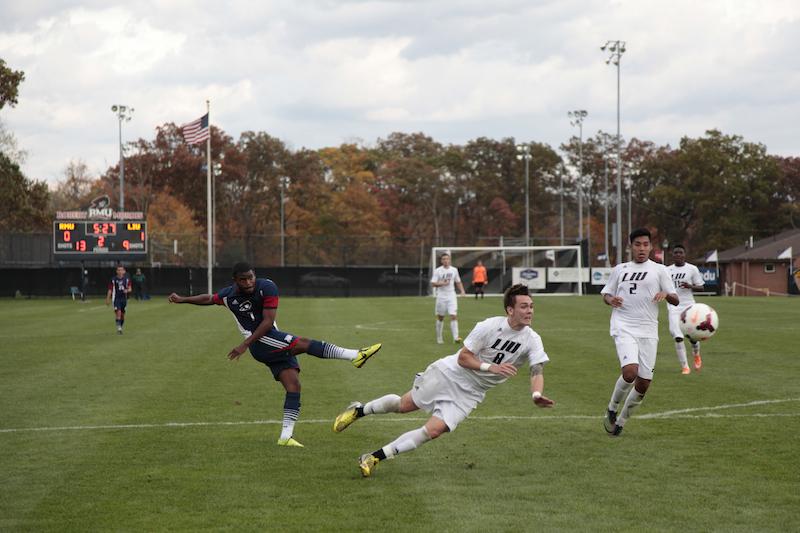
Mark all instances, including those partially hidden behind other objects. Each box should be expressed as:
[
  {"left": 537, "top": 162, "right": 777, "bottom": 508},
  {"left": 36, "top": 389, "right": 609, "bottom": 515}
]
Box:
[{"left": 1, "top": 398, "right": 797, "bottom": 434}]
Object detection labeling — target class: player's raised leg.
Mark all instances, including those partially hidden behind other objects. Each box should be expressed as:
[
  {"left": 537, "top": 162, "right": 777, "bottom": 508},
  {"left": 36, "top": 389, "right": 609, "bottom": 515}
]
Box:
[
  {"left": 333, "top": 393, "right": 402, "bottom": 432},
  {"left": 293, "top": 338, "right": 381, "bottom": 368}
]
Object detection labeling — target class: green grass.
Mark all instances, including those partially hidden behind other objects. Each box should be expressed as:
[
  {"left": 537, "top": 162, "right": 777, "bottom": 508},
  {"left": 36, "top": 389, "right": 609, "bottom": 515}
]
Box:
[{"left": 1, "top": 295, "right": 798, "bottom": 532}]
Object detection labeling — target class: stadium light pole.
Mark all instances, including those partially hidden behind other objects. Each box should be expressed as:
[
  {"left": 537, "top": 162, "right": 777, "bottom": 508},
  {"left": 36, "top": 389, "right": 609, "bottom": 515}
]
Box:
[
  {"left": 602, "top": 39, "right": 625, "bottom": 264},
  {"left": 280, "top": 176, "right": 290, "bottom": 267},
  {"left": 559, "top": 163, "right": 565, "bottom": 246},
  {"left": 568, "top": 110, "right": 588, "bottom": 247},
  {"left": 516, "top": 143, "right": 532, "bottom": 246},
  {"left": 111, "top": 105, "right": 134, "bottom": 211}
]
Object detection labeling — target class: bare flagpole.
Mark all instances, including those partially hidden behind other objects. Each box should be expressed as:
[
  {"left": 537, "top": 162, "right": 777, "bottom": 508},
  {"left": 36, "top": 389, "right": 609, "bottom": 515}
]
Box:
[{"left": 206, "top": 99, "right": 213, "bottom": 294}]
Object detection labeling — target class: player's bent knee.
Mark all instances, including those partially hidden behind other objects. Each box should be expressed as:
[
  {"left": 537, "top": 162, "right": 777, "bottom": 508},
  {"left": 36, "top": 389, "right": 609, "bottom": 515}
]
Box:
[{"left": 621, "top": 364, "right": 638, "bottom": 382}]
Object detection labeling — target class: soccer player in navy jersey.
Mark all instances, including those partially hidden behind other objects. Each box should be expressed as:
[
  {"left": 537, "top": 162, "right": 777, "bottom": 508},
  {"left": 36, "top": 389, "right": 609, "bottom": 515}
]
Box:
[
  {"left": 106, "top": 265, "right": 132, "bottom": 334},
  {"left": 168, "top": 262, "right": 382, "bottom": 447}
]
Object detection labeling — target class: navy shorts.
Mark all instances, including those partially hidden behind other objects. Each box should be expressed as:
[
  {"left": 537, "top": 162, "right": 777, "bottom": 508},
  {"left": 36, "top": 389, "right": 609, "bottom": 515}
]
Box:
[
  {"left": 114, "top": 301, "right": 127, "bottom": 312},
  {"left": 249, "top": 327, "right": 301, "bottom": 381}
]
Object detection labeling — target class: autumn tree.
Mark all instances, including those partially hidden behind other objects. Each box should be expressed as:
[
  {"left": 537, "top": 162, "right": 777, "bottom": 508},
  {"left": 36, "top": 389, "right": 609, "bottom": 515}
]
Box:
[{"left": 0, "top": 152, "right": 50, "bottom": 232}]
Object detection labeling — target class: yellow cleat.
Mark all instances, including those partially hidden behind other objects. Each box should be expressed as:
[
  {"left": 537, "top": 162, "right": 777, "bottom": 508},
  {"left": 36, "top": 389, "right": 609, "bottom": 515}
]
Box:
[
  {"left": 454, "top": 337, "right": 462, "bottom": 344},
  {"left": 333, "top": 402, "right": 363, "bottom": 433},
  {"left": 359, "top": 453, "right": 380, "bottom": 477},
  {"left": 277, "top": 437, "right": 304, "bottom": 447},
  {"left": 352, "top": 343, "right": 382, "bottom": 368},
  {"left": 681, "top": 366, "right": 691, "bottom": 375}
]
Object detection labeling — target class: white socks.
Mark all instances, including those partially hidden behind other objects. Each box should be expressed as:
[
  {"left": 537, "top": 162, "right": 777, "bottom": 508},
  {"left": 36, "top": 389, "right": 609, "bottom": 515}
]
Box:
[
  {"left": 435, "top": 320, "right": 444, "bottom": 342},
  {"left": 363, "top": 394, "right": 401, "bottom": 415},
  {"left": 675, "top": 341, "right": 688, "bottom": 368},
  {"left": 618, "top": 388, "right": 645, "bottom": 426},
  {"left": 609, "top": 375, "right": 634, "bottom": 412},
  {"left": 382, "top": 427, "right": 431, "bottom": 459},
  {"left": 450, "top": 320, "right": 459, "bottom": 340}
]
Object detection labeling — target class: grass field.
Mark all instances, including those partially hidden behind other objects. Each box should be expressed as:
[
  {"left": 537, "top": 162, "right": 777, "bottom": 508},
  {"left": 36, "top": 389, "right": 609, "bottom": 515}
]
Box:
[{"left": 1, "top": 295, "right": 798, "bottom": 532}]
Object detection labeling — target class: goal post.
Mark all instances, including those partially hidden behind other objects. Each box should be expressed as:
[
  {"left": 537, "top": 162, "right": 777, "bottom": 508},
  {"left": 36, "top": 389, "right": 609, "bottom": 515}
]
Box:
[{"left": 431, "top": 245, "right": 584, "bottom": 296}]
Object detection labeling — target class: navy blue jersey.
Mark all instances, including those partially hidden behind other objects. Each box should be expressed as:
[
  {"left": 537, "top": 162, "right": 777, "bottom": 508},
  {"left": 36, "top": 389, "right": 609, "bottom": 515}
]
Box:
[
  {"left": 108, "top": 275, "right": 131, "bottom": 304},
  {"left": 213, "top": 278, "right": 280, "bottom": 336}
]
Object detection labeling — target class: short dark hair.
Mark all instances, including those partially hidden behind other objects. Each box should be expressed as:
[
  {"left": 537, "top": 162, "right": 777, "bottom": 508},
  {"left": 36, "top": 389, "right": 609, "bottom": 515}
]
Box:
[
  {"left": 504, "top": 284, "right": 530, "bottom": 312},
  {"left": 629, "top": 227, "right": 651, "bottom": 244},
  {"left": 232, "top": 262, "right": 254, "bottom": 277},
  {"left": 672, "top": 243, "right": 686, "bottom": 252}
]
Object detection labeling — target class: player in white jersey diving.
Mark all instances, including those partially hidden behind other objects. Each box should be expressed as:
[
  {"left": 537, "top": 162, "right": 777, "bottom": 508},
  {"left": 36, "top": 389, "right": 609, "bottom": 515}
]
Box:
[
  {"left": 666, "top": 244, "right": 706, "bottom": 374},
  {"left": 601, "top": 228, "right": 679, "bottom": 437},
  {"left": 332, "top": 284, "right": 555, "bottom": 477},
  {"left": 430, "top": 252, "right": 467, "bottom": 344}
]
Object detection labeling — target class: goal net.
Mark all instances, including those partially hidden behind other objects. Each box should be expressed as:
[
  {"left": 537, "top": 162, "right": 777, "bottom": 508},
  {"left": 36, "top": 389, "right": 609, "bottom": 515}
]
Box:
[{"left": 430, "top": 245, "right": 584, "bottom": 296}]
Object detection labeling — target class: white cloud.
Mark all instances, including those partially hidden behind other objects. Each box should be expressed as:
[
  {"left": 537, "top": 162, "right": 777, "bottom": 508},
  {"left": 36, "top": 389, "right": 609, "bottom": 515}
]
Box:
[{"left": 0, "top": 0, "right": 798, "bottom": 186}]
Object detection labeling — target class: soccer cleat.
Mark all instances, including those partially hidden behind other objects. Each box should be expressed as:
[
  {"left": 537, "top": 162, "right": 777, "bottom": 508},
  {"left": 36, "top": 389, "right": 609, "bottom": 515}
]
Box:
[
  {"left": 681, "top": 366, "right": 691, "bottom": 375},
  {"left": 436, "top": 338, "right": 444, "bottom": 344},
  {"left": 694, "top": 355, "right": 703, "bottom": 371},
  {"left": 609, "top": 424, "right": 624, "bottom": 437},
  {"left": 358, "top": 453, "right": 380, "bottom": 477},
  {"left": 333, "top": 402, "right": 363, "bottom": 433},
  {"left": 352, "top": 343, "right": 382, "bottom": 368},
  {"left": 603, "top": 409, "right": 617, "bottom": 434},
  {"left": 277, "top": 437, "right": 304, "bottom": 447},
  {"left": 454, "top": 337, "right": 462, "bottom": 344},
  {"left": 117, "top": 327, "right": 123, "bottom": 335}
]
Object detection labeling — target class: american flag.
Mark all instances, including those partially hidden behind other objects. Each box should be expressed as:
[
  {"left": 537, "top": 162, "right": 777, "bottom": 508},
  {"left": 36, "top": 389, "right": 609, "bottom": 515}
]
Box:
[{"left": 182, "top": 113, "right": 210, "bottom": 145}]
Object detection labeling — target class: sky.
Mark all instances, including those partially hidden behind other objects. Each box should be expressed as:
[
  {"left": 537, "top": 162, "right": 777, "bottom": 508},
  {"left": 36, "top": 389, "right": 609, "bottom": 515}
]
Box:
[{"left": 1, "top": 0, "right": 799, "bottom": 186}]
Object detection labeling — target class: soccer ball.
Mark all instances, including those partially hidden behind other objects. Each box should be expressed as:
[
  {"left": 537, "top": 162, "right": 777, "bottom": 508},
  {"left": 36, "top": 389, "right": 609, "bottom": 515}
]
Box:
[{"left": 679, "top": 303, "right": 719, "bottom": 341}]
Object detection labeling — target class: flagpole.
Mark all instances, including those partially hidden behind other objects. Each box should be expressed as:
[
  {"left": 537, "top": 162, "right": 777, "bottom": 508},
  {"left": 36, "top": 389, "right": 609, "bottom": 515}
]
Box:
[{"left": 206, "top": 99, "right": 213, "bottom": 294}]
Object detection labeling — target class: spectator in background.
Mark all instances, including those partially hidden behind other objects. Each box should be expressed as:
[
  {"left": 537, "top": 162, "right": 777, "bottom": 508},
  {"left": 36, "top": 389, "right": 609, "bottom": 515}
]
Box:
[{"left": 132, "top": 268, "right": 146, "bottom": 300}]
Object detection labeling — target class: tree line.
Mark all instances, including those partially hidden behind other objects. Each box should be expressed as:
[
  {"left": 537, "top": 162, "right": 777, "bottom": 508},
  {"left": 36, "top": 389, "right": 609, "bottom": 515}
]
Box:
[{"left": 1, "top": 61, "right": 798, "bottom": 266}]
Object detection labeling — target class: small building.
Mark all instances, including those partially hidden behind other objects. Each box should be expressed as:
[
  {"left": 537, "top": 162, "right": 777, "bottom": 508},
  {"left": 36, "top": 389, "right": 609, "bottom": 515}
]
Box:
[{"left": 707, "top": 229, "right": 800, "bottom": 296}]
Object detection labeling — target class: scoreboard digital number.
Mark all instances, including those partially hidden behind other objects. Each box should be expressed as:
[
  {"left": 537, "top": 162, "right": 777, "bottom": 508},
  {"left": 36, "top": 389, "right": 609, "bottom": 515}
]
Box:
[{"left": 53, "top": 221, "right": 148, "bottom": 259}]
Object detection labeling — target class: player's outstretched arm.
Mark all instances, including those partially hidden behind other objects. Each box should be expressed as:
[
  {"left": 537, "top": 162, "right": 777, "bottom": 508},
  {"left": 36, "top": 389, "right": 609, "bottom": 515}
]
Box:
[
  {"left": 457, "top": 347, "right": 517, "bottom": 377},
  {"left": 168, "top": 293, "right": 214, "bottom": 305},
  {"left": 530, "top": 364, "right": 554, "bottom": 408}
]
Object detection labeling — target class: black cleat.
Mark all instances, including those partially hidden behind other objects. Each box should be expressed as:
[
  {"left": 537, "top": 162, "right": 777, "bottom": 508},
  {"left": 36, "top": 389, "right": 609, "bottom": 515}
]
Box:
[
  {"left": 609, "top": 424, "right": 623, "bottom": 437},
  {"left": 603, "top": 409, "right": 617, "bottom": 434}
]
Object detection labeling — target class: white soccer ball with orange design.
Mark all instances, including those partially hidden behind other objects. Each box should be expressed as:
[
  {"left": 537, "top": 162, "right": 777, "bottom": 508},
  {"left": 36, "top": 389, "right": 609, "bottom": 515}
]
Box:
[{"left": 679, "top": 303, "right": 719, "bottom": 341}]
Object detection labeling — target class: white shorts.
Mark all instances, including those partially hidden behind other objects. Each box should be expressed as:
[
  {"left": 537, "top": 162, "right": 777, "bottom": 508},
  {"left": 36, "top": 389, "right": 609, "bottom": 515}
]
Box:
[
  {"left": 668, "top": 305, "right": 693, "bottom": 340},
  {"left": 410, "top": 363, "right": 482, "bottom": 431},
  {"left": 613, "top": 334, "right": 659, "bottom": 380},
  {"left": 435, "top": 297, "right": 458, "bottom": 316}
]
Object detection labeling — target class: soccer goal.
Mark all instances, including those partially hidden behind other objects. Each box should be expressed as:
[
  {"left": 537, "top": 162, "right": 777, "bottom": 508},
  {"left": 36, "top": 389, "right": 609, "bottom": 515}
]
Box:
[{"left": 431, "top": 245, "right": 585, "bottom": 296}]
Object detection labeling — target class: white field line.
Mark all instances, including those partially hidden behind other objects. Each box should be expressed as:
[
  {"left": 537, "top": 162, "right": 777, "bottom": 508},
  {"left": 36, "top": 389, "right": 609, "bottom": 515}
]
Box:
[
  {"left": 636, "top": 398, "right": 800, "bottom": 419},
  {"left": 1, "top": 398, "right": 798, "bottom": 434}
]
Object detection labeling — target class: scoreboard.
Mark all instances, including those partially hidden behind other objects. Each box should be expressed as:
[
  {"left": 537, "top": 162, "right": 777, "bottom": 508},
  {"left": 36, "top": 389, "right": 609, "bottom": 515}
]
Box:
[{"left": 53, "top": 221, "right": 148, "bottom": 260}]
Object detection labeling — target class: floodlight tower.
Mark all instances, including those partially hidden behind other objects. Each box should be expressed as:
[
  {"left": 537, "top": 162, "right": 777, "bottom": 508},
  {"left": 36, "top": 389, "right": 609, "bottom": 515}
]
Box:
[
  {"left": 568, "top": 110, "right": 588, "bottom": 244},
  {"left": 516, "top": 143, "right": 533, "bottom": 245},
  {"left": 601, "top": 40, "right": 625, "bottom": 264},
  {"left": 111, "top": 105, "right": 134, "bottom": 211}
]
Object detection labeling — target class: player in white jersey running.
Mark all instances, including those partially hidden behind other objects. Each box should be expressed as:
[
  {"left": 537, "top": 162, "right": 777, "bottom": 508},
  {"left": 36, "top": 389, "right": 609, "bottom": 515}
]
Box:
[
  {"left": 332, "top": 284, "right": 555, "bottom": 477},
  {"left": 666, "top": 244, "right": 706, "bottom": 374},
  {"left": 601, "top": 228, "right": 678, "bottom": 437},
  {"left": 430, "top": 252, "right": 467, "bottom": 344}
]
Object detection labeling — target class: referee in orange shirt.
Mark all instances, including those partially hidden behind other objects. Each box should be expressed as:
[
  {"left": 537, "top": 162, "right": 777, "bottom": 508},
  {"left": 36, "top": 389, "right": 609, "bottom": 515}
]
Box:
[{"left": 472, "top": 260, "right": 488, "bottom": 299}]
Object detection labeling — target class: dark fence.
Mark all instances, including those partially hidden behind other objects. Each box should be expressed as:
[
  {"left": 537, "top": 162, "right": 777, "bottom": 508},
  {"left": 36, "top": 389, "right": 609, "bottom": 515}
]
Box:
[{"left": 0, "top": 266, "right": 433, "bottom": 298}]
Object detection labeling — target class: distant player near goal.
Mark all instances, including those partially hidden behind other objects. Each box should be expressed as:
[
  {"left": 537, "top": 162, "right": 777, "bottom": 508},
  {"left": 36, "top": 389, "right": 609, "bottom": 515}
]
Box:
[
  {"left": 666, "top": 244, "right": 705, "bottom": 374},
  {"left": 332, "top": 284, "right": 554, "bottom": 477},
  {"left": 601, "top": 228, "right": 678, "bottom": 437},
  {"left": 430, "top": 252, "right": 467, "bottom": 343}
]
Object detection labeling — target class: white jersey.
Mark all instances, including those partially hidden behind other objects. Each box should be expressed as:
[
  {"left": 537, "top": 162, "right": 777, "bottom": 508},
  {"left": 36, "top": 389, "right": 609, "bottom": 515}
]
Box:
[
  {"left": 601, "top": 259, "right": 676, "bottom": 339},
  {"left": 431, "top": 265, "right": 461, "bottom": 299},
  {"left": 432, "top": 316, "right": 549, "bottom": 397},
  {"left": 666, "top": 262, "right": 704, "bottom": 310}
]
